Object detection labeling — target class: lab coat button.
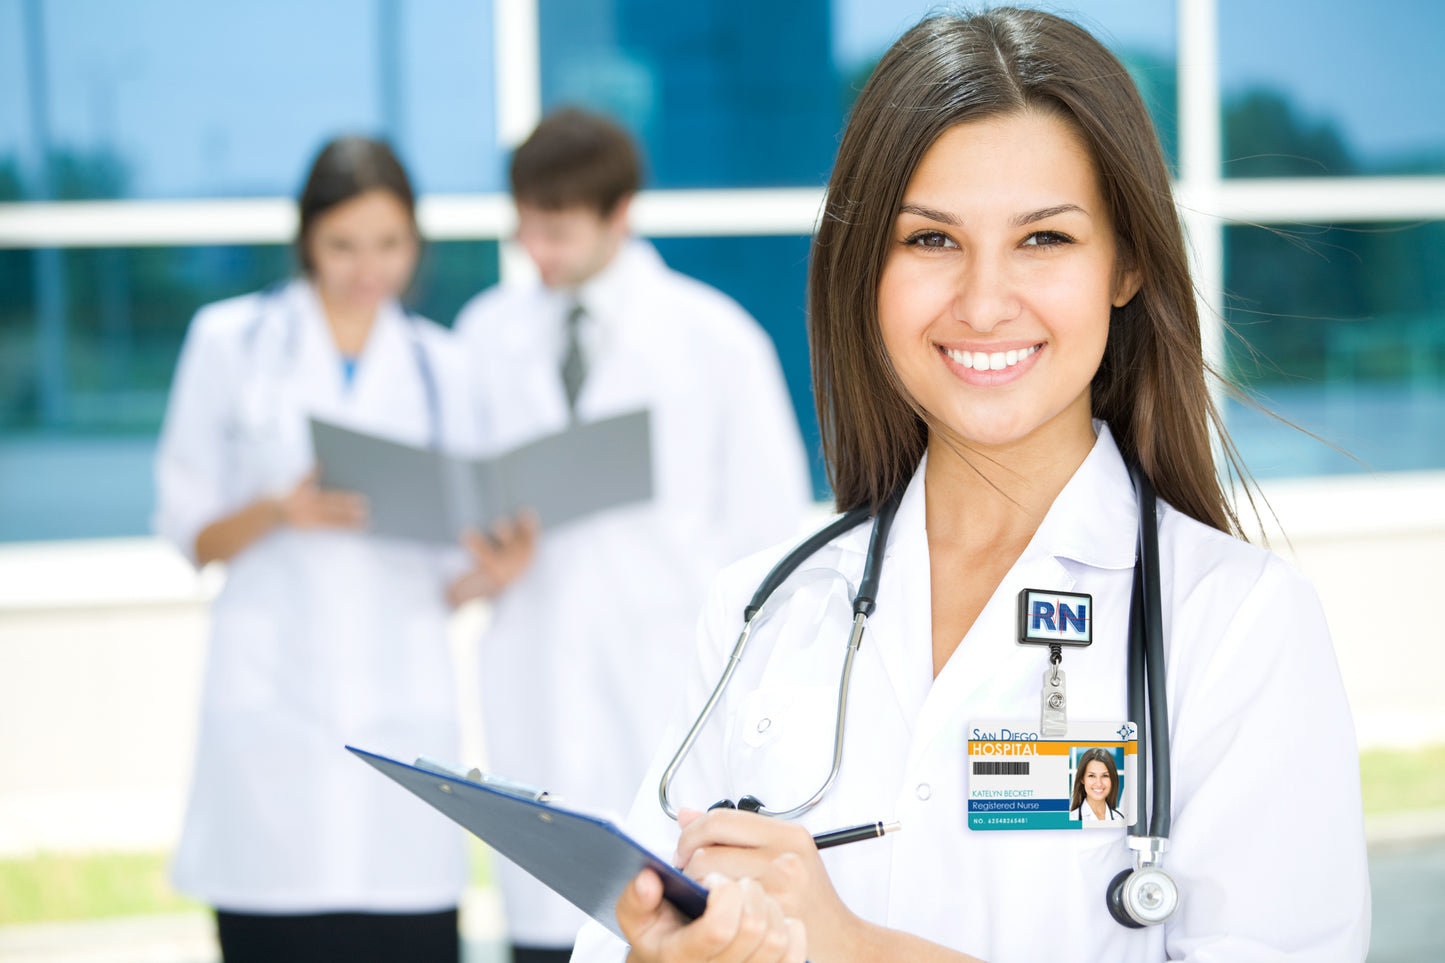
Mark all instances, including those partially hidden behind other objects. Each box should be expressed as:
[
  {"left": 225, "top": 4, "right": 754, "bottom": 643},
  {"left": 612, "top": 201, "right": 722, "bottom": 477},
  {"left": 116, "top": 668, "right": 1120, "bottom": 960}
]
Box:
[{"left": 916, "top": 783, "right": 932, "bottom": 801}]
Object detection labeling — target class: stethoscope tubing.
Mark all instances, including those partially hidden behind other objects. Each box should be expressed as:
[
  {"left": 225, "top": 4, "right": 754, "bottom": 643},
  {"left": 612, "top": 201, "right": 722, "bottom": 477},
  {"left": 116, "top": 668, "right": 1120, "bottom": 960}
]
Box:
[
  {"left": 1127, "top": 462, "right": 1171, "bottom": 841},
  {"left": 660, "top": 464, "right": 1170, "bottom": 849}
]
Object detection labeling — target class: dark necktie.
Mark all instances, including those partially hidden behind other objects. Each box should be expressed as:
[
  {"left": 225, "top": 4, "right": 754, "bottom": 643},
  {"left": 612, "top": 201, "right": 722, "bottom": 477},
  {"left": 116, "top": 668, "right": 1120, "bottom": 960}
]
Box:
[{"left": 560, "top": 301, "right": 588, "bottom": 417}]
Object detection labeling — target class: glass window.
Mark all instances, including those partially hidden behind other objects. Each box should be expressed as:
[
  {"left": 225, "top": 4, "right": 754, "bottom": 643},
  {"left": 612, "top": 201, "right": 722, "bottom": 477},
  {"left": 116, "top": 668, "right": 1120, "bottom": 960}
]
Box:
[
  {"left": 538, "top": 1, "right": 1177, "bottom": 189},
  {"left": 1, "top": 0, "right": 500, "bottom": 201},
  {"left": 0, "top": 240, "right": 499, "bottom": 541},
  {"left": 1221, "top": 0, "right": 1445, "bottom": 177},
  {"left": 1223, "top": 220, "right": 1445, "bottom": 477},
  {"left": 650, "top": 234, "right": 826, "bottom": 497},
  {"left": 832, "top": 0, "right": 1179, "bottom": 171},
  {"left": 538, "top": 0, "right": 843, "bottom": 189}
]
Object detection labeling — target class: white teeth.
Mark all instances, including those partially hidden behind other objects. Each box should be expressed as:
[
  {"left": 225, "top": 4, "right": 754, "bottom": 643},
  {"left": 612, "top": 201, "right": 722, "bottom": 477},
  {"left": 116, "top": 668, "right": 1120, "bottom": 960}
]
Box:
[{"left": 945, "top": 344, "right": 1040, "bottom": 371}]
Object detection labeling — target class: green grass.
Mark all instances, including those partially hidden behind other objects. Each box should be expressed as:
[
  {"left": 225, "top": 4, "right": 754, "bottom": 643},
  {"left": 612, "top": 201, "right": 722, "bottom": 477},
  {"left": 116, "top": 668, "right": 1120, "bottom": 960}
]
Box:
[
  {"left": 0, "top": 746, "right": 1439, "bottom": 927},
  {"left": 0, "top": 839, "right": 496, "bottom": 927},
  {"left": 0, "top": 851, "right": 199, "bottom": 926},
  {"left": 1359, "top": 743, "right": 1445, "bottom": 815}
]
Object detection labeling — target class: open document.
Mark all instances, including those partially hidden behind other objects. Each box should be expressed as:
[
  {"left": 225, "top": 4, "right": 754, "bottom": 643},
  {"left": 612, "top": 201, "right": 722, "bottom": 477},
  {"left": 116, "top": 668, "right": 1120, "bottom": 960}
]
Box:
[{"left": 311, "top": 409, "right": 653, "bottom": 543}]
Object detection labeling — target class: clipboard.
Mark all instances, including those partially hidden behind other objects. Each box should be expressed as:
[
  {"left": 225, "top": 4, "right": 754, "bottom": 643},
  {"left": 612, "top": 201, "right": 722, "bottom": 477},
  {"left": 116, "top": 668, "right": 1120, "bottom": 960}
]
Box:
[{"left": 347, "top": 746, "right": 707, "bottom": 939}]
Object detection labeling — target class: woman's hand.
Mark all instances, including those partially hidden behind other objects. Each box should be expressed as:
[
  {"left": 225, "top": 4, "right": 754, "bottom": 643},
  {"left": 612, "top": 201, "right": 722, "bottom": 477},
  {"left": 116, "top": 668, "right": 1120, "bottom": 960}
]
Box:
[
  {"left": 673, "top": 808, "right": 861, "bottom": 963},
  {"left": 446, "top": 513, "right": 540, "bottom": 605},
  {"left": 193, "top": 469, "right": 365, "bottom": 565},
  {"left": 618, "top": 868, "right": 806, "bottom": 963},
  {"left": 277, "top": 470, "right": 368, "bottom": 530}
]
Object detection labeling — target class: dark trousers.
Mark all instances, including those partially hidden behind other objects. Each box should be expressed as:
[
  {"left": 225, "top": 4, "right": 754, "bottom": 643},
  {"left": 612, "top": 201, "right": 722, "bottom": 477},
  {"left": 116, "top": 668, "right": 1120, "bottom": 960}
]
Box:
[
  {"left": 215, "top": 908, "right": 459, "bottom": 963},
  {"left": 511, "top": 945, "right": 575, "bottom": 963}
]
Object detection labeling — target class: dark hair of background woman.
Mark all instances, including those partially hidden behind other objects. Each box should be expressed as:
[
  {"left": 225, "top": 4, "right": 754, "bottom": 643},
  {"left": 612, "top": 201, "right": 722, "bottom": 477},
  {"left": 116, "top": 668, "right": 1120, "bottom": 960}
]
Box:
[
  {"left": 295, "top": 136, "right": 418, "bottom": 275},
  {"left": 808, "top": 8, "right": 1245, "bottom": 535},
  {"left": 1070, "top": 747, "right": 1121, "bottom": 814}
]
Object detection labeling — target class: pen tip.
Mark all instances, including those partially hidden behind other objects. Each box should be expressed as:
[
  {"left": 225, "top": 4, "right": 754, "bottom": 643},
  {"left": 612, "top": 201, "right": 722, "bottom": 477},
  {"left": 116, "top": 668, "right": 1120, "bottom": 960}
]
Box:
[{"left": 883, "top": 820, "right": 902, "bottom": 834}]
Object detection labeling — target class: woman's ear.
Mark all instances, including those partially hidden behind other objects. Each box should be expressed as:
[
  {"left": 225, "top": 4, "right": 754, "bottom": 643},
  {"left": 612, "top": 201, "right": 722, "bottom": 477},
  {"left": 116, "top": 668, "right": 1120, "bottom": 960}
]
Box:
[{"left": 1112, "top": 266, "right": 1143, "bottom": 308}]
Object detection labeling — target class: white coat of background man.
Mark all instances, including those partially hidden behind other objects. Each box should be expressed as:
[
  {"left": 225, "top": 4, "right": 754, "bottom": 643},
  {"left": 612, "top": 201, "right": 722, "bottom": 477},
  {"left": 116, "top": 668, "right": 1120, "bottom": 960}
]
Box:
[{"left": 450, "top": 107, "right": 812, "bottom": 963}]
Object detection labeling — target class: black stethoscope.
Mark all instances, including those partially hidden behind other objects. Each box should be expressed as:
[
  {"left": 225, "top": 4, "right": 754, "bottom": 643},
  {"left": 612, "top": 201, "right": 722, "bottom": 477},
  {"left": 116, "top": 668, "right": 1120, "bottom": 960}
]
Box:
[
  {"left": 659, "top": 461, "right": 1179, "bottom": 929},
  {"left": 239, "top": 281, "right": 444, "bottom": 449}
]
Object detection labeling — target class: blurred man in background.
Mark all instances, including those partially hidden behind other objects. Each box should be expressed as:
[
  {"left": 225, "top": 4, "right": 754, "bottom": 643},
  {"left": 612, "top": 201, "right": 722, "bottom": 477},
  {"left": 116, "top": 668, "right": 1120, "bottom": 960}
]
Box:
[{"left": 451, "top": 107, "right": 812, "bottom": 963}]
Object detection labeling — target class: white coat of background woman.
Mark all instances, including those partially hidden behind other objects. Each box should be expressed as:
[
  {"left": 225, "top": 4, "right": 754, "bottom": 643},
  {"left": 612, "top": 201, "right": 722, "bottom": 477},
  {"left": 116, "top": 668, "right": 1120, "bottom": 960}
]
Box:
[{"left": 154, "top": 137, "right": 476, "bottom": 963}]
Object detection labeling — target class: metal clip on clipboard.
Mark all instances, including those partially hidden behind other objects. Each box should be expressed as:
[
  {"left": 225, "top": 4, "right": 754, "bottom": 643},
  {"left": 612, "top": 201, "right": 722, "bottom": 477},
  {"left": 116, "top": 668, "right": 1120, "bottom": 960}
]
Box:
[{"left": 413, "top": 756, "right": 555, "bottom": 803}]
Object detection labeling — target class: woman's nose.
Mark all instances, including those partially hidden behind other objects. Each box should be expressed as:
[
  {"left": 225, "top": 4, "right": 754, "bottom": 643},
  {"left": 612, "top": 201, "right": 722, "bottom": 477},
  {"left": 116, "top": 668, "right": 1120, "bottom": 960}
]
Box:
[{"left": 951, "top": 254, "right": 1019, "bottom": 332}]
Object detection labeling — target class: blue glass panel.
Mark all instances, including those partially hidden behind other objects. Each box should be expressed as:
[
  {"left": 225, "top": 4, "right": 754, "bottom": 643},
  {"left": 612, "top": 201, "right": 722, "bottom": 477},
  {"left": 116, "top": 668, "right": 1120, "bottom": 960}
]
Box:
[
  {"left": 0, "top": 0, "right": 500, "bottom": 201},
  {"left": 0, "top": 239, "right": 499, "bottom": 541},
  {"left": 538, "top": 0, "right": 1175, "bottom": 188},
  {"left": 649, "top": 234, "right": 826, "bottom": 498},
  {"left": 832, "top": 0, "right": 1178, "bottom": 172},
  {"left": 1223, "top": 221, "right": 1445, "bottom": 476},
  {"left": 539, "top": 0, "right": 841, "bottom": 188},
  {"left": 1221, "top": 0, "right": 1445, "bottom": 177}
]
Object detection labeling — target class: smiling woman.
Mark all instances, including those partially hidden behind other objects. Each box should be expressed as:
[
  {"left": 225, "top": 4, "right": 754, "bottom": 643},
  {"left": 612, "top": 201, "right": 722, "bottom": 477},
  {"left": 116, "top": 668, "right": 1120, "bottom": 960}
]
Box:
[{"left": 567, "top": 8, "right": 1370, "bottom": 963}]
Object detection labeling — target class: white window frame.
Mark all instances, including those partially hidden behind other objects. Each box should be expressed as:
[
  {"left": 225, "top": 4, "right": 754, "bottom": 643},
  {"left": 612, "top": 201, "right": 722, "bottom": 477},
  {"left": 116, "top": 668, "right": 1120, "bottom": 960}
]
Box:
[{"left": 1, "top": 0, "right": 1442, "bottom": 545}]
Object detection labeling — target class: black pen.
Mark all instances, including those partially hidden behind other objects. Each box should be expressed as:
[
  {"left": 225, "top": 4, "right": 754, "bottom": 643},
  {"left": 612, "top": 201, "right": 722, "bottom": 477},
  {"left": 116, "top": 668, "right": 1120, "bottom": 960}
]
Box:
[{"left": 812, "top": 820, "right": 902, "bottom": 850}]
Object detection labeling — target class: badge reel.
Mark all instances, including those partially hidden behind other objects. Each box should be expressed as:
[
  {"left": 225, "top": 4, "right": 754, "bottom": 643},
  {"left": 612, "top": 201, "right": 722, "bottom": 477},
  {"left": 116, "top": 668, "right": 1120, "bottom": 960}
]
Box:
[{"left": 1017, "top": 589, "right": 1093, "bottom": 735}]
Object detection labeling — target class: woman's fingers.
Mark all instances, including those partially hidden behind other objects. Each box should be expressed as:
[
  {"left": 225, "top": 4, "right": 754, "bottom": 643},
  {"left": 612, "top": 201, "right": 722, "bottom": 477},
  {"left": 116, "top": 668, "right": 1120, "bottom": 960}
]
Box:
[
  {"left": 314, "top": 489, "right": 369, "bottom": 527},
  {"left": 675, "top": 810, "right": 815, "bottom": 870},
  {"left": 279, "top": 470, "right": 368, "bottom": 529},
  {"left": 615, "top": 871, "right": 805, "bottom": 963}
]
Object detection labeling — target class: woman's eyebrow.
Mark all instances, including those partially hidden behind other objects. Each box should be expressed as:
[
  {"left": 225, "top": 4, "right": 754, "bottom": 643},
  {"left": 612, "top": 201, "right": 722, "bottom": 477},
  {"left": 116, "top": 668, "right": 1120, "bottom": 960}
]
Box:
[
  {"left": 1011, "top": 203, "right": 1087, "bottom": 226},
  {"left": 898, "top": 203, "right": 959, "bottom": 224},
  {"left": 898, "top": 202, "right": 1090, "bottom": 226}
]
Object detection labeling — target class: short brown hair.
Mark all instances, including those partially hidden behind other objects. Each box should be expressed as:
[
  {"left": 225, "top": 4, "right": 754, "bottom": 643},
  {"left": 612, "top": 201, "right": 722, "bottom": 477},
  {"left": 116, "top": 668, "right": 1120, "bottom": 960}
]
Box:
[
  {"left": 510, "top": 107, "right": 642, "bottom": 216},
  {"left": 809, "top": 9, "right": 1240, "bottom": 535}
]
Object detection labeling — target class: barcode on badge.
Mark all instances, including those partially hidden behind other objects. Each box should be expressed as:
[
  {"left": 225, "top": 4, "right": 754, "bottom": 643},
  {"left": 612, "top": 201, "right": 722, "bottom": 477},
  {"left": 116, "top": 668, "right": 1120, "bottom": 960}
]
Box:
[{"left": 972, "top": 761, "right": 1031, "bottom": 776}]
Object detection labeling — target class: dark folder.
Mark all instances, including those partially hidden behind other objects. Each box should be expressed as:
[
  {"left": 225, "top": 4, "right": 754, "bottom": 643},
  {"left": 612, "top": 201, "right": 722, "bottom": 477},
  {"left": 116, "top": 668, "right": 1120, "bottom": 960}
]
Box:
[{"left": 347, "top": 746, "right": 707, "bottom": 939}]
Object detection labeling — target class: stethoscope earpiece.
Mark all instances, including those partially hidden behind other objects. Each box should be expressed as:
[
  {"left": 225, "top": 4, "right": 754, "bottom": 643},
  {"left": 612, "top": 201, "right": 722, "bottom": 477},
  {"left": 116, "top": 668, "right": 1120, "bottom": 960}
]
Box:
[
  {"left": 1106, "top": 864, "right": 1179, "bottom": 928},
  {"left": 707, "top": 796, "right": 766, "bottom": 813}
]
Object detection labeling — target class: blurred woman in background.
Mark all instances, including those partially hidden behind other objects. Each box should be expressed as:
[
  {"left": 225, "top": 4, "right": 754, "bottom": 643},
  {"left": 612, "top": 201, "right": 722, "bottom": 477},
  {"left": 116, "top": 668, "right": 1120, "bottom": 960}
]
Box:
[{"left": 154, "top": 137, "right": 474, "bottom": 963}]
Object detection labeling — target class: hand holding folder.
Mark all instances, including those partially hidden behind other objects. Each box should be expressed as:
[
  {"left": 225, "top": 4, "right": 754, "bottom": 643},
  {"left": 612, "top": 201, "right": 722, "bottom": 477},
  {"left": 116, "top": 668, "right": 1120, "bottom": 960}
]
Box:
[{"left": 312, "top": 409, "right": 653, "bottom": 544}]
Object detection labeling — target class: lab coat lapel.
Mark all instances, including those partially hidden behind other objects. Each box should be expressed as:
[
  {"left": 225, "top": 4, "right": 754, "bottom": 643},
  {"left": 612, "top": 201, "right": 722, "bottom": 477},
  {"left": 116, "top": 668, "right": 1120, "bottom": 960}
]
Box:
[
  {"left": 289, "top": 281, "right": 348, "bottom": 418},
  {"left": 828, "top": 461, "right": 934, "bottom": 736},
  {"left": 568, "top": 240, "right": 655, "bottom": 422},
  {"left": 906, "top": 425, "right": 1139, "bottom": 765}
]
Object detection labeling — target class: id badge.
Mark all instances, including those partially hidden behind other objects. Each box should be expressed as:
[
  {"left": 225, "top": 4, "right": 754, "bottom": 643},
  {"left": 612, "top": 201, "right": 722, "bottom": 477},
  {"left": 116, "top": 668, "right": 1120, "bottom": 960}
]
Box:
[{"left": 966, "top": 721, "right": 1137, "bottom": 831}]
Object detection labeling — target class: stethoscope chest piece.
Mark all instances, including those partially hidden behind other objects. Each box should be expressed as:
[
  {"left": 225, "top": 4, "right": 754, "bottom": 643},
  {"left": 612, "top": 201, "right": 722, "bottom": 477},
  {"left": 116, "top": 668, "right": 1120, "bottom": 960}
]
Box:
[{"left": 1107, "top": 862, "right": 1180, "bottom": 928}]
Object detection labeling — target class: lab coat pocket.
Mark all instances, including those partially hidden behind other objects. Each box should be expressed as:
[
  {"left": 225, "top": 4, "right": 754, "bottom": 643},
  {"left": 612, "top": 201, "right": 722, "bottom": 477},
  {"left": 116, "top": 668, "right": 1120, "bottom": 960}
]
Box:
[{"left": 730, "top": 685, "right": 837, "bottom": 808}]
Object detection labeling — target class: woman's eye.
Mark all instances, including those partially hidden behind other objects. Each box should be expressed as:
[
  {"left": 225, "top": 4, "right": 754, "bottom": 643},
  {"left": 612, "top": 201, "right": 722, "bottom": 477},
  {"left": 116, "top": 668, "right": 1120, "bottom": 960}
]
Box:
[
  {"left": 1022, "top": 230, "right": 1074, "bottom": 248},
  {"left": 904, "top": 231, "right": 956, "bottom": 249}
]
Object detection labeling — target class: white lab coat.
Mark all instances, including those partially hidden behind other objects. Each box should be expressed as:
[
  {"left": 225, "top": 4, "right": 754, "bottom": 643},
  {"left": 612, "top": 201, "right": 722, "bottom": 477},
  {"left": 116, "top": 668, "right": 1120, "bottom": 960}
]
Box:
[
  {"left": 455, "top": 239, "right": 812, "bottom": 946},
  {"left": 1072, "top": 803, "right": 1126, "bottom": 823},
  {"left": 154, "top": 279, "right": 473, "bottom": 913},
  {"left": 572, "top": 424, "right": 1370, "bottom": 962}
]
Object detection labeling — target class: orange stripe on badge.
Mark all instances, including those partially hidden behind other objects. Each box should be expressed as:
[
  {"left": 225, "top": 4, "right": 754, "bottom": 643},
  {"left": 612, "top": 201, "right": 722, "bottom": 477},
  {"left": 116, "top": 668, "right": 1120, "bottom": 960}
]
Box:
[{"left": 968, "top": 741, "right": 1137, "bottom": 755}]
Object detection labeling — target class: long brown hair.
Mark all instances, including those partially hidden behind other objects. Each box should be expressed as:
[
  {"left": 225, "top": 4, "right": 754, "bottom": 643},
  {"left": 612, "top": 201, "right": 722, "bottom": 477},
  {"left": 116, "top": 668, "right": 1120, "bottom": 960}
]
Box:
[
  {"left": 296, "top": 136, "right": 417, "bottom": 275},
  {"left": 1070, "top": 747, "right": 1121, "bottom": 813},
  {"left": 809, "top": 9, "right": 1241, "bottom": 534}
]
